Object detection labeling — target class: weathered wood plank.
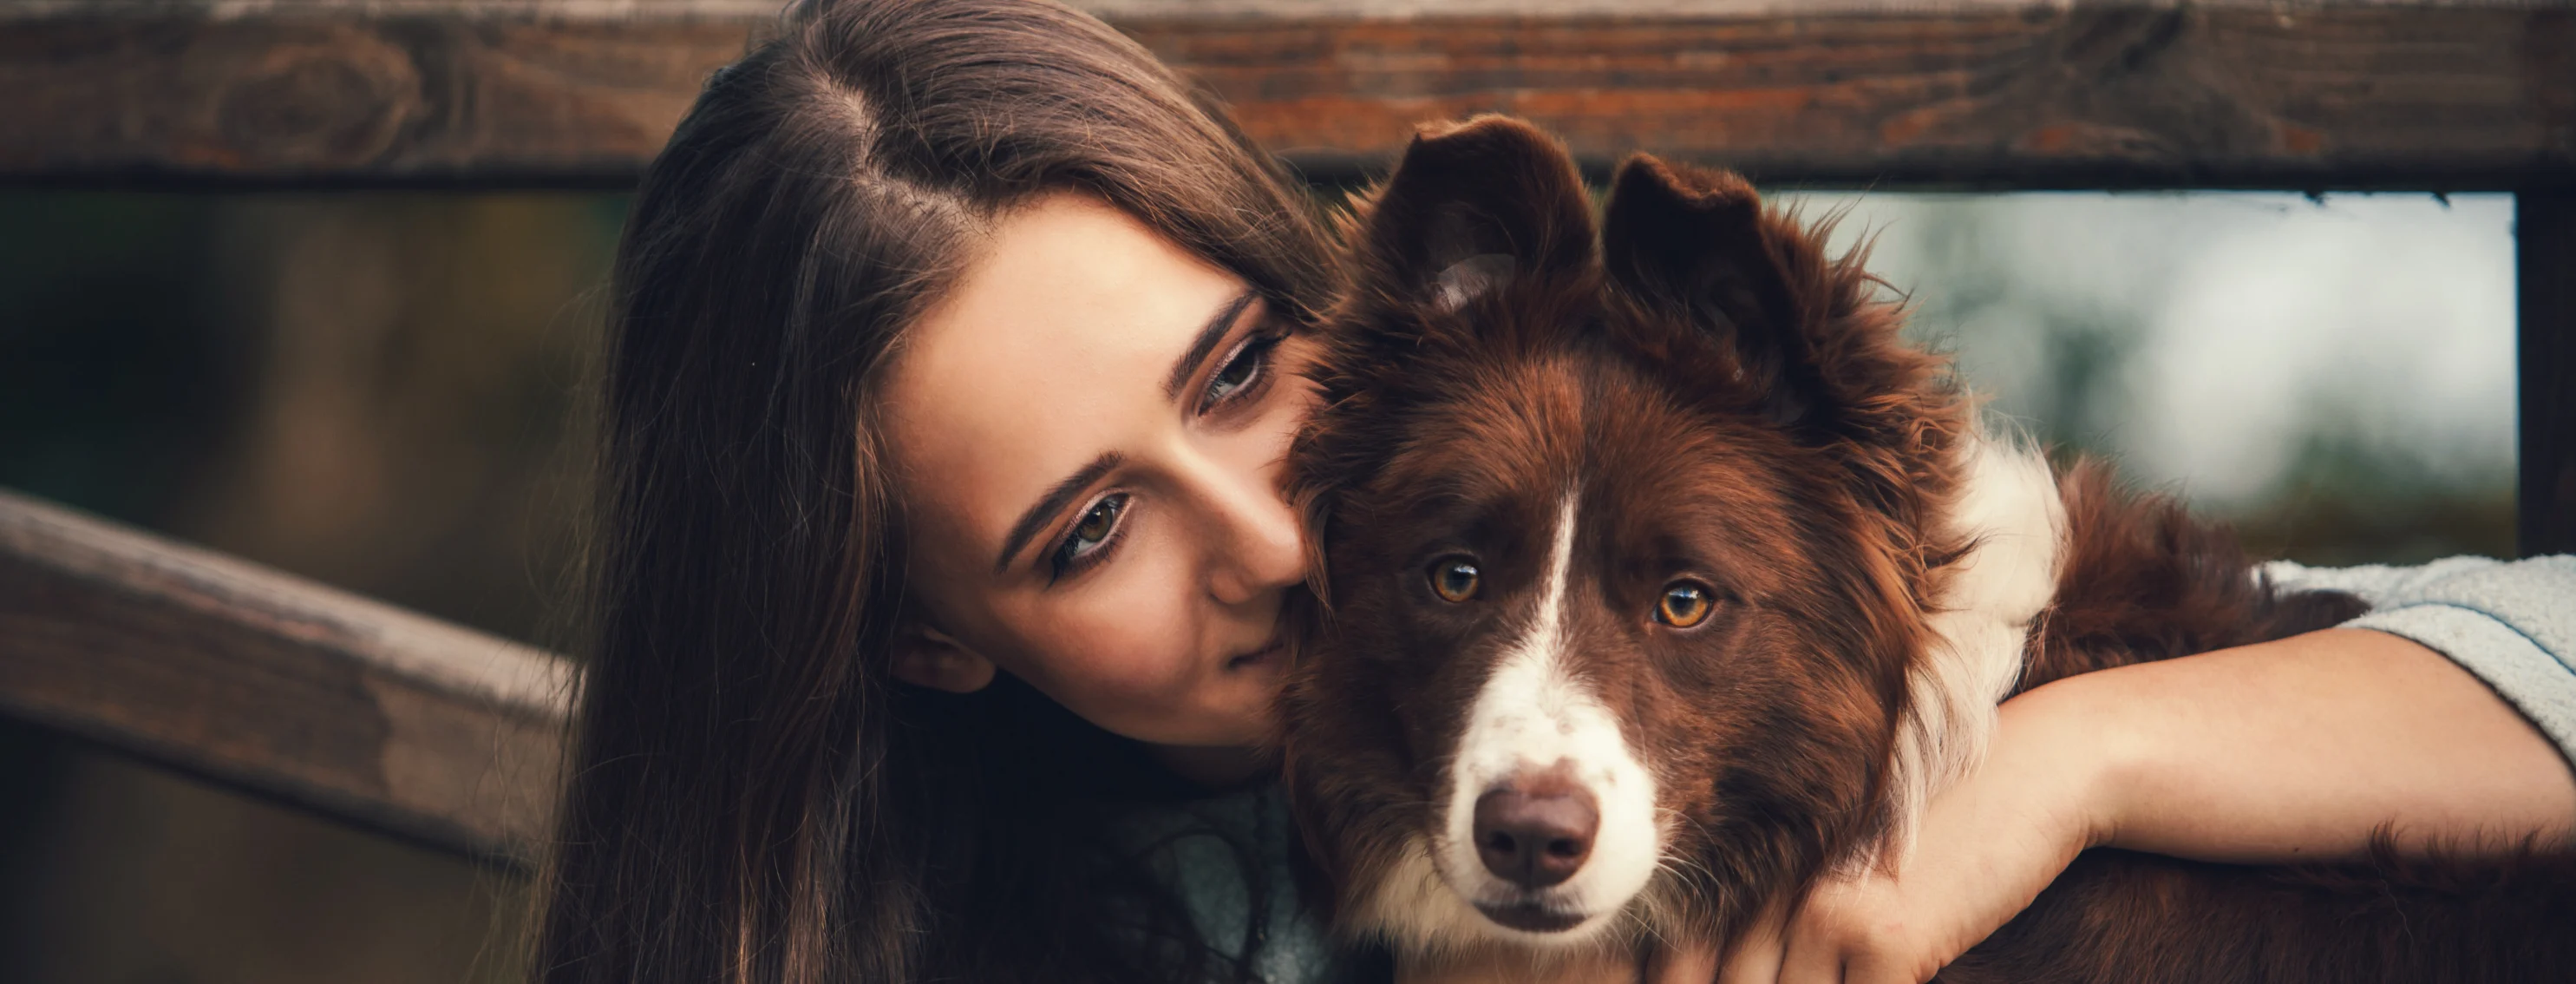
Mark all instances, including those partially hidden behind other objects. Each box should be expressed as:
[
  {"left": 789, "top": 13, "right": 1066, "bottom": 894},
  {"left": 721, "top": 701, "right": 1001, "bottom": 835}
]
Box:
[
  {"left": 0, "top": 16, "right": 755, "bottom": 186},
  {"left": 1, "top": 4, "right": 2567, "bottom": 187},
  {"left": 2524, "top": 191, "right": 2576, "bottom": 558},
  {"left": 1157, "top": 7, "right": 2576, "bottom": 187},
  {"left": 0, "top": 489, "right": 570, "bottom": 863}
]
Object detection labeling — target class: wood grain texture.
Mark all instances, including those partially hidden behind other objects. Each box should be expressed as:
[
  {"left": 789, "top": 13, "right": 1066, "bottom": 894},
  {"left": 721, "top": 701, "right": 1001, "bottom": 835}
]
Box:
[
  {"left": 0, "top": 489, "right": 570, "bottom": 863},
  {"left": 1, "top": 5, "right": 2568, "bottom": 187},
  {"left": 1, "top": 16, "right": 759, "bottom": 184},
  {"left": 2523, "top": 192, "right": 2576, "bottom": 558},
  {"left": 1151, "top": 7, "right": 2576, "bottom": 187}
]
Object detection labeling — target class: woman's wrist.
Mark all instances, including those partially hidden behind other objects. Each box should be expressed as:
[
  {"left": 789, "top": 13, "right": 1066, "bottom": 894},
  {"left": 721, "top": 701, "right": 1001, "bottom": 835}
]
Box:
[{"left": 1986, "top": 675, "right": 2131, "bottom": 859}]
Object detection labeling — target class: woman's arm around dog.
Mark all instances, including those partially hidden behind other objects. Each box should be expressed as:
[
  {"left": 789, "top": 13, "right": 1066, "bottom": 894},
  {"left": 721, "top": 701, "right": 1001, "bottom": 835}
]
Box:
[{"left": 1665, "top": 554, "right": 2576, "bottom": 984}]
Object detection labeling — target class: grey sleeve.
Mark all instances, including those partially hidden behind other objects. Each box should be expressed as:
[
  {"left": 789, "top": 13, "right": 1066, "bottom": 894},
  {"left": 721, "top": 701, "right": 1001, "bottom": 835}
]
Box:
[{"left": 2264, "top": 554, "right": 2576, "bottom": 767}]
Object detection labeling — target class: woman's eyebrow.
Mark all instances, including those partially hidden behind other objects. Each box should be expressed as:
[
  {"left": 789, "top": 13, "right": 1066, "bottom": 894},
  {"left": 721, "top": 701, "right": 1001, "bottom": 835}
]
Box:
[
  {"left": 995, "top": 450, "right": 1126, "bottom": 575},
  {"left": 1161, "top": 289, "right": 1259, "bottom": 402}
]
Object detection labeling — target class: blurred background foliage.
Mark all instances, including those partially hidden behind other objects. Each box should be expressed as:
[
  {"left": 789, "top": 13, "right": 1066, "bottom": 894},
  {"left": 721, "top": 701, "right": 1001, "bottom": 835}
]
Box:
[
  {"left": 0, "top": 187, "right": 2517, "bottom": 983},
  {"left": 1798, "top": 191, "right": 2518, "bottom": 567}
]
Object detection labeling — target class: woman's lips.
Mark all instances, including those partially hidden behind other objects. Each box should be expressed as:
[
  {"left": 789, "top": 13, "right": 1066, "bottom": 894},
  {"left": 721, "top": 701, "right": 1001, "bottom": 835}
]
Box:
[{"left": 1226, "top": 637, "right": 1285, "bottom": 671}]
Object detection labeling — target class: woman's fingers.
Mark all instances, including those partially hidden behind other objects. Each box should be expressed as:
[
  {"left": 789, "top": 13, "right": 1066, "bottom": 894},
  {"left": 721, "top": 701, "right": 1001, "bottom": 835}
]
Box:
[
  {"left": 1774, "top": 892, "right": 1860, "bottom": 984},
  {"left": 1769, "top": 877, "right": 1947, "bottom": 984},
  {"left": 1647, "top": 935, "right": 1722, "bottom": 984},
  {"left": 1713, "top": 905, "right": 1788, "bottom": 984},
  {"left": 1838, "top": 951, "right": 1932, "bottom": 984},
  {"left": 1773, "top": 934, "right": 1840, "bottom": 984}
]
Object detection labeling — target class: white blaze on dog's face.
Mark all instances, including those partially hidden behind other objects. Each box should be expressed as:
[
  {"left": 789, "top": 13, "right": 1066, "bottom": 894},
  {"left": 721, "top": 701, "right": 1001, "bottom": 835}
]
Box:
[{"left": 1434, "top": 490, "right": 1664, "bottom": 941}]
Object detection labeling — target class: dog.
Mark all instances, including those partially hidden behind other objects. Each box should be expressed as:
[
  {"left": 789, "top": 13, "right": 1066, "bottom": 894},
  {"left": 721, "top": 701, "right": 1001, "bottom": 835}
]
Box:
[{"left": 1278, "top": 115, "right": 2576, "bottom": 982}]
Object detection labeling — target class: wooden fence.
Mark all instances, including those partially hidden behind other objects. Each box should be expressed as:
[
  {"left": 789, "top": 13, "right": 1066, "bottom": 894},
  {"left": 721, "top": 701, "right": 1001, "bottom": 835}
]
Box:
[
  {"left": 0, "top": 490, "right": 566, "bottom": 863},
  {"left": 2, "top": 0, "right": 2570, "bottom": 863}
]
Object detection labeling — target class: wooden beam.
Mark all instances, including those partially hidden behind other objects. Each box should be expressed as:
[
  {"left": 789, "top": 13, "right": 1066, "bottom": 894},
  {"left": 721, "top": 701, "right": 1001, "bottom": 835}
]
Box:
[
  {"left": 1149, "top": 5, "right": 2576, "bottom": 189},
  {"left": 0, "top": 489, "right": 569, "bottom": 863},
  {"left": 0, "top": 2, "right": 2566, "bottom": 188},
  {"left": 0, "top": 15, "right": 753, "bottom": 187},
  {"left": 2524, "top": 191, "right": 2576, "bottom": 558}
]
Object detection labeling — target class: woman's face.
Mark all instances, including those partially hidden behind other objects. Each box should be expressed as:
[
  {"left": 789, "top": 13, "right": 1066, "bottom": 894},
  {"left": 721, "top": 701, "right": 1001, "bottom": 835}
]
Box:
[{"left": 882, "top": 193, "right": 1316, "bottom": 757}]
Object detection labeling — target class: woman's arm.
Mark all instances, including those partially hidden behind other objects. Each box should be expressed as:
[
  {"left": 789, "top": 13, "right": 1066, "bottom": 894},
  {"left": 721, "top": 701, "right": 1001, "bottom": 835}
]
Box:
[
  {"left": 2089, "top": 627, "right": 2573, "bottom": 860},
  {"left": 2101, "top": 553, "right": 2576, "bottom": 859},
  {"left": 1692, "top": 554, "right": 2576, "bottom": 984}
]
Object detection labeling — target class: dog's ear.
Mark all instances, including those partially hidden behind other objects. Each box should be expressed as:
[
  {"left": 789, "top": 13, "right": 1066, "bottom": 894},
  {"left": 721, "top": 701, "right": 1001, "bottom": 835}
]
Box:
[
  {"left": 1601, "top": 154, "right": 1827, "bottom": 426},
  {"left": 1352, "top": 115, "right": 1595, "bottom": 318}
]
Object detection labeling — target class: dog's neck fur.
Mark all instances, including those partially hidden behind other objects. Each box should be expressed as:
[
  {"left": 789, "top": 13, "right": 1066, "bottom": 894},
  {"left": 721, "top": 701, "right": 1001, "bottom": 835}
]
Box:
[{"left": 1869, "top": 420, "right": 2066, "bottom": 869}]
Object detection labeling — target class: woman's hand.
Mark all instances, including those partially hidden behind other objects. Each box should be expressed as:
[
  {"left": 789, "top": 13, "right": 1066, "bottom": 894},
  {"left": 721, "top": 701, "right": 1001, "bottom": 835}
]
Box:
[
  {"left": 1660, "top": 628, "right": 2576, "bottom": 984},
  {"left": 1649, "top": 677, "right": 2114, "bottom": 984}
]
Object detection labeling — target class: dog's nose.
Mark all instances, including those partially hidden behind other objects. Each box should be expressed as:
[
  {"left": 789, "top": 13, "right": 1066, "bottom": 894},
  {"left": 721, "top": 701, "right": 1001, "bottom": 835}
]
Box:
[{"left": 1473, "top": 777, "right": 1599, "bottom": 889}]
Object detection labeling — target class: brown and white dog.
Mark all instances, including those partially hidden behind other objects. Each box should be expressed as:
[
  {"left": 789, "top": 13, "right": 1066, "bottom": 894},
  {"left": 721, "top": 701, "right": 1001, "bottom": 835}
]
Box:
[{"left": 1279, "top": 116, "right": 2576, "bottom": 982}]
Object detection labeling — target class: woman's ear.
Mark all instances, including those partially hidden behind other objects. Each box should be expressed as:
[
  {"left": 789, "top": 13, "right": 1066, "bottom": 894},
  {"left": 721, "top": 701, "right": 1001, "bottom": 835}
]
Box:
[{"left": 890, "top": 622, "right": 998, "bottom": 694}]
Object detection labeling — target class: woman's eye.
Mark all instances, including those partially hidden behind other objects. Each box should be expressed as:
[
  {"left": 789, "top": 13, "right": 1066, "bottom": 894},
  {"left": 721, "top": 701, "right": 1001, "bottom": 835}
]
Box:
[
  {"left": 1429, "top": 559, "right": 1481, "bottom": 603},
  {"left": 1051, "top": 493, "right": 1128, "bottom": 578},
  {"left": 1203, "top": 333, "right": 1278, "bottom": 409},
  {"left": 1656, "top": 581, "right": 1713, "bottom": 628}
]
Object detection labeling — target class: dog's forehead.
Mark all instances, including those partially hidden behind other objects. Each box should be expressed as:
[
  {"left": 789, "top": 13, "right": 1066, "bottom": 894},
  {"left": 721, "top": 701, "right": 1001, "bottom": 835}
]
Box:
[
  {"left": 1366, "top": 353, "right": 1588, "bottom": 508},
  {"left": 1591, "top": 384, "right": 1797, "bottom": 503},
  {"left": 1356, "top": 341, "right": 1789, "bottom": 513}
]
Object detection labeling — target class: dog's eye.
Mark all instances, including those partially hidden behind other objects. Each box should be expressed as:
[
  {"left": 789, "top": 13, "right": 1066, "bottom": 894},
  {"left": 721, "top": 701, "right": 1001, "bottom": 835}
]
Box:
[
  {"left": 1429, "top": 559, "right": 1481, "bottom": 602},
  {"left": 1657, "top": 581, "right": 1713, "bottom": 628}
]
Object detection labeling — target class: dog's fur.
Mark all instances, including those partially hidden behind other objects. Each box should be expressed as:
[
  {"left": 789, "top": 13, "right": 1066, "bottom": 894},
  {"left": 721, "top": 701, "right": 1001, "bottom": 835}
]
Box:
[{"left": 1278, "top": 116, "right": 2576, "bottom": 982}]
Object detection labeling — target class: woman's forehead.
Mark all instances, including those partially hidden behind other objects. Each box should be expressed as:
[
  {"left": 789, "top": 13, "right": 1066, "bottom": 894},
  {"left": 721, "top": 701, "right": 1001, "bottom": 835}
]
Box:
[{"left": 881, "top": 193, "right": 1243, "bottom": 570}]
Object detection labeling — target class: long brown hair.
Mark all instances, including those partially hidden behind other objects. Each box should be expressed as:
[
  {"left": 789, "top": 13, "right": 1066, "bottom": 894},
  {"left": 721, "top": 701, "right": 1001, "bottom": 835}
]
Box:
[{"left": 534, "top": 1, "right": 1337, "bottom": 981}]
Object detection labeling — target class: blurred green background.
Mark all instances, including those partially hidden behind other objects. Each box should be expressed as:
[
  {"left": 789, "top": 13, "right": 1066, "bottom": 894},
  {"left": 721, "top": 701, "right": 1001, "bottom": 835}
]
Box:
[{"left": 0, "top": 188, "right": 2517, "bottom": 983}]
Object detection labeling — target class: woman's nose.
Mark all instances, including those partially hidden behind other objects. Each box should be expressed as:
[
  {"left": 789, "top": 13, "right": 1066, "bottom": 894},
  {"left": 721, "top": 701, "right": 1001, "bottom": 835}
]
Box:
[{"left": 1196, "top": 459, "right": 1307, "bottom": 607}]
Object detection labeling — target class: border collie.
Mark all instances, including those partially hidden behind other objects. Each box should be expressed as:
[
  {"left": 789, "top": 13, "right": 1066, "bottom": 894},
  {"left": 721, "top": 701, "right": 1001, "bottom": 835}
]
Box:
[{"left": 1280, "top": 115, "right": 2576, "bottom": 982}]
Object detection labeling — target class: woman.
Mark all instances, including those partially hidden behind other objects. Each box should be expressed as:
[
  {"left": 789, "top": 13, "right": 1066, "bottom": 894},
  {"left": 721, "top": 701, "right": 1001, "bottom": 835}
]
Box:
[
  {"left": 533, "top": 0, "right": 2576, "bottom": 981},
  {"left": 535, "top": 3, "right": 1337, "bottom": 981}
]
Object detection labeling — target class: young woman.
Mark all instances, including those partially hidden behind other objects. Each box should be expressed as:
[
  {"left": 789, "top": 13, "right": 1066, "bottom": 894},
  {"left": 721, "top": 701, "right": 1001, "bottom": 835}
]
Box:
[{"left": 532, "top": 1, "right": 2576, "bottom": 981}]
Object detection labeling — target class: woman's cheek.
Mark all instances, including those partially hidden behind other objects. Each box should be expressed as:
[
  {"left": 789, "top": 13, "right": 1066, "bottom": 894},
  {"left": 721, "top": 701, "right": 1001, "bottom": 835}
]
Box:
[{"left": 1031, "top": 536, "right": 1208, "bottom": 735}]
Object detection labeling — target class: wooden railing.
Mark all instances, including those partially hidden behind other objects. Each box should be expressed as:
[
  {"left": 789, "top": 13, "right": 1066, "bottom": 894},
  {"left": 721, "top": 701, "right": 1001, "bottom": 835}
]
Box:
[
  {"left": 3, "top": 0, "right": 2570, "bottom": 862},
  {"left": 4, "top": 0, "right": 2573, "bottom": 191},
  {"left": 0, "top": 489, "right": 569, "bottom": 863}
]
